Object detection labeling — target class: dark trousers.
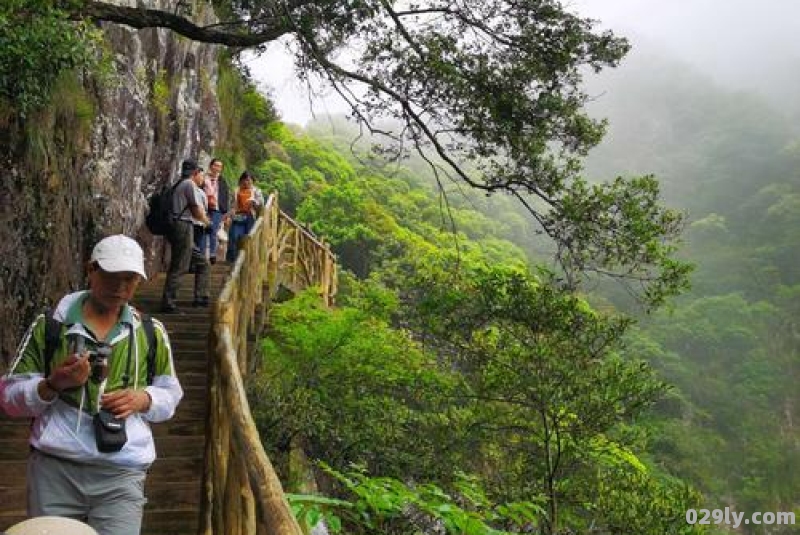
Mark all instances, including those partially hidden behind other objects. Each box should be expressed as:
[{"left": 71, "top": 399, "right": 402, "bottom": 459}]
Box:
[
  {"left": 191, "top": 224, "right": 209, "bottom": 300},
  {"left": 162, "top": 220, "right": 193, "bottom": 306}
]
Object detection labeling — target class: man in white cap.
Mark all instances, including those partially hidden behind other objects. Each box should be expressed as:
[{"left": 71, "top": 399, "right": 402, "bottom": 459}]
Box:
[{"left": 0, "top": 235, "right": 183, "bottom": 535}]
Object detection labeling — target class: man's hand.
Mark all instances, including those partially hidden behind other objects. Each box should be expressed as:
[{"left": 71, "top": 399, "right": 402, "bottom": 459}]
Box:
[
  {"left": 50, "top": 352, "right": 91, "bottom": 391},
  {"left": 101, "top": 389, "right": 152, "bottom": 419},
  {"left": 38, "top": 352, "right": 91, "bottom": 401}
]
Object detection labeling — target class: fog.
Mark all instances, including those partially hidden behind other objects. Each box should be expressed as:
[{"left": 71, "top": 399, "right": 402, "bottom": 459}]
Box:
[
  {"left": 248, "top": 0, "right": 800, "bottom": 125},
  {"left": 573, "top": 0, "right": 800, "bottom": 107}
]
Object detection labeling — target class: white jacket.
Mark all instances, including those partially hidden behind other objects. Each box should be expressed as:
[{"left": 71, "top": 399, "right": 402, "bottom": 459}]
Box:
[{"left": 0, "top": 291, "right": 183, "bottom": 469}]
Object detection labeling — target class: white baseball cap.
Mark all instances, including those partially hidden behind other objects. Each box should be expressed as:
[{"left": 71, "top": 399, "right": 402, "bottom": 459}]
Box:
[
  {"left": 89, "top": 235, "right": 147, "bottom": 280},
  {"left": 5, "top": 516, "right": 99, "bottom": 535}
]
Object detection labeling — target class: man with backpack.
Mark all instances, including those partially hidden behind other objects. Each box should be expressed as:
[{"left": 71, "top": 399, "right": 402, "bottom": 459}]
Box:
[
  {"left": 0, "top": 234, "right": 183, "bottom": 535},
  {"left": 161, "top": 159, "right": 210, "bottom": 313}
]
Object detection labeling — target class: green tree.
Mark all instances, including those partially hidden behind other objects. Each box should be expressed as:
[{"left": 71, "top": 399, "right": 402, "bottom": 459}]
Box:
[
  {"left": 254, "top": 159, "right": 304, "bottom": 215},
  {"left": 297, "top": 181, "right": 395, "bottom": 276},
  {"left": 249, "top": 289, "right": 463, "bottom": 483},
  {"left": 410, "top": 264, "right": 674, "bottom": 534}
]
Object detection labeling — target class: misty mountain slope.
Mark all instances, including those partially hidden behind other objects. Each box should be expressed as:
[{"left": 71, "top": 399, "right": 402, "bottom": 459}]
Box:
[
  {"left": 582, "top": 49, "right": 798, "bottom": 218},
  {"left": 573, "top": 46, "right": 800, "bottom": 525}
]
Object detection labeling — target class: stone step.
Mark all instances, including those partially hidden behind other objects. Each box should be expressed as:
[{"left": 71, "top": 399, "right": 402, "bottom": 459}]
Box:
[
  {"left": 177, "top": 369, "right": 210, "bottom": 385},
  {"left": 0, "top": 460, "right": 27, "bottom": 487},
  {"left": 0, "top": 439, "right": 29, "bottom": 461},
  {"left": 141, "top": 509, "right": 199, "bottom": 535},
  {"left": 146, "top": 456, "right": 205, "bottom": 485},
  {"left": 137, "top": 264, "right": 217, "bottom": 535},
  {"left": 151, "top": 419, "right": 206, "bottom": 438},
  {"left": 0, "top": 516, "right": 26, "bottom": 533},
  {"left": 157, "top": 319, "right": 213, "bottom": 334},
  {"left": 181, "top": 373, "right": 209, "bottom": 389},
  {"left": 163, "top": 330, "right": 213, "bottom": 342},
  {"left": 0, "top": 488, "right": 25, "bottom": 516},
  {"left": 144, "top": 481, "right": 203, "bottom": 511}
]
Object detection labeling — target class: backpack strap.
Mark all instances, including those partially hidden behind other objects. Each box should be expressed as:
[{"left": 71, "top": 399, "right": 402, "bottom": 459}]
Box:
[
  {"left": 141, "top": 314, "right": 158, "bottom": 385},
  {"left": 43, "top": 309, "right": 63, "bottom": 379},
  {"left": 171, "top": 177, "right": 191, "bottom": 220},
  {"left": 42, "top": 308, "right": 158, "bottom": 385}
]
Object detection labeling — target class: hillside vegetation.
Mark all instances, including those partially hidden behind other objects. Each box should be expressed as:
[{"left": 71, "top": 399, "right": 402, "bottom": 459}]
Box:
[{"left": 217, "top": 49, "right": 800, "bottom": 533}]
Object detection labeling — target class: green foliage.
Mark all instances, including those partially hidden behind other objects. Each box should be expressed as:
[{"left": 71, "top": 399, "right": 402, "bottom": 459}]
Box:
[
  {"left": 250, "top": 289, "right": 461, "bottom": 481},
  {"left": 265, "top": 123, "right": 356, "bottom": 184},
  {"left": 639, "top": 292, "right": 800, "bottom": 518},
  {"left": 0, "top": 0, "right": 102, "bottom": 116},
  {"left": 577, "top": 53, "right": 800, "bottom": 524},
  {"left": 257, "top": 264, "right": 698, "bottom": 534},
  {"left": 19, "top": 70, "right": 95, "bottom": 175},
  {"left": 216, "top": 54, "right": 278, "bottom": 168},
  {"left": 297, "top": 181, "right": 393, "bottom": 276},
  {"left": 403, "top": 263, "right": 682, "bottom": 533},
  {"left": 550, "top": 174, "right": 692, "bottom": 308},
  {"left": 289, "top": 465, "right": 545, "bottom": 535},
  {"left": 593, "top": 468, "right": 717, "bottom": 535},
  {"left": 257, "top": 125, "right": 528, "bottom": 279},
  {"left": 239, "top": 120, "right": 713, "bottom": 534},
  {"left": 253, "top": 159, "right": 304, "bottom": 215}
]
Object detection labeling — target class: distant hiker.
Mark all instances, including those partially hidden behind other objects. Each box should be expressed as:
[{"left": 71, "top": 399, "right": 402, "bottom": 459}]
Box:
[
  {"left": 161, "top": 159, "right": 210, "bottom": 313},
  {"left": 201, "top": 158, "right": 230, "bottom": 264},
  {"left": 190, "top": 170, "right": 211, "bottom": 307},
  {"left": 225, "top": 170, "right": 264, "bottom": 263},
  {"left": 0, "top": 235, "right": 183, "bottom": 535}
]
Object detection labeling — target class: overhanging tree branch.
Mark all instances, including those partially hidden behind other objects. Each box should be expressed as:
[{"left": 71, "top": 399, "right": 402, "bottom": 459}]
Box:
[
  {"left": 36, "top": 0, "right": 690, "bottom": 305},
  {"left": 71, "top": 0, "right": 292, "bottom": 46}
]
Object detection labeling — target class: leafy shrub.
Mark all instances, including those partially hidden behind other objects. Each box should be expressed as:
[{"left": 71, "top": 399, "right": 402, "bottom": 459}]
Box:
[{"left": 0, "top": 0, "right": 102, "bottom": 115}]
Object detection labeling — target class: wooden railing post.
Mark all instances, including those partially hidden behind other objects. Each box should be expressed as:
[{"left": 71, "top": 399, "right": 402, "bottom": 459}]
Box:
[{"left": 202, "top": 193, "right": 336, "bottom": 535}]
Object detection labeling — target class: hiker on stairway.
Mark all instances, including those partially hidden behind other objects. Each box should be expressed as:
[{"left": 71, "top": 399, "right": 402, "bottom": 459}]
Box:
[
  {"left": 225, "top": 170, "right": 264, "bottom": 263},
  {"left": 201, "top": 158, "right": 230, "bottom": 265},
  {"left": 0, "top": 235, "right": 183, "bottom": 535},
  {"left": 161, "top": 159, "right": 210, "bottom": 313},
  {"left": 190, "top": 169, "right": 211, "bottom": 308}
]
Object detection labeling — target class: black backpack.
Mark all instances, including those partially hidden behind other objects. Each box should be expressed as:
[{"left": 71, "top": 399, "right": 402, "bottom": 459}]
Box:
[
  {"left": 43, "top": 310, "right": 159, "bottom": 386},
  {"left": 145, "top": 178, "right": 187, "bottom": 236}
]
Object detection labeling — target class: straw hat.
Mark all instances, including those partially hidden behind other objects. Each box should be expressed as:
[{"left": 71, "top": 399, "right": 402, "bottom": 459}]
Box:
[{"left": 5, "top": 516, "right": 98, "bottom": 535}]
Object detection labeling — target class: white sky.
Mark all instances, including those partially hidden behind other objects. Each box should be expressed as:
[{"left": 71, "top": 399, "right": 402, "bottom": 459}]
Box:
[{"left": 247, "top": 0, "right": 800, "bottom": 125}]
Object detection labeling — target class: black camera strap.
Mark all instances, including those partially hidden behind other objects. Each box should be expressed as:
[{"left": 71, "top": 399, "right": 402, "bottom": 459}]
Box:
[{"left": 120, "top": 323, "right": 135, "bottom": 390}]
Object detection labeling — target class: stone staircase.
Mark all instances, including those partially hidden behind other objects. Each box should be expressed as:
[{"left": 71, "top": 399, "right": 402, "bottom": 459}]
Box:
[{"left": 0, "top": 263, "right": 230, "bottom": 535}]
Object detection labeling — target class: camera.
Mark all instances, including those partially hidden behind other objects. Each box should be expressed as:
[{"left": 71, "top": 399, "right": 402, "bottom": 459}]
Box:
[
  {"left": 94, "top": 407, "right": 127, "bottom": 452},
  {"left": 87, "top": 345, "right": 112, "bottom": 382}
]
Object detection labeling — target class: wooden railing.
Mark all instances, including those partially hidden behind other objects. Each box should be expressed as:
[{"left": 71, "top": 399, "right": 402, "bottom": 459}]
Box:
[{"left": 201, "top": 193, "right": 337, "bottom": 535}]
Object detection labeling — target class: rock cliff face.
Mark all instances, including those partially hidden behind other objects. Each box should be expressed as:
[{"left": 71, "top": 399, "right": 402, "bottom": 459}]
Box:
[{"left": 0, "top": 0, "right": 221, "bottom": 365}]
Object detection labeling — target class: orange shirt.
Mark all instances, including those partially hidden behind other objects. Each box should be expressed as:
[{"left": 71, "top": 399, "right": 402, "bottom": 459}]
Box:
[{"left": 235, "top": 188, "right": 253, "bottom": 214}]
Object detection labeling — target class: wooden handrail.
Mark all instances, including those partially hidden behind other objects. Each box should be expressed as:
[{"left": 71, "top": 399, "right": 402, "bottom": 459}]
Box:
[{"left": 201, "top": 193, "right": 337, "bottom": 535}]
